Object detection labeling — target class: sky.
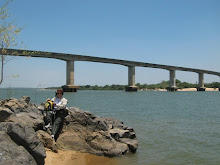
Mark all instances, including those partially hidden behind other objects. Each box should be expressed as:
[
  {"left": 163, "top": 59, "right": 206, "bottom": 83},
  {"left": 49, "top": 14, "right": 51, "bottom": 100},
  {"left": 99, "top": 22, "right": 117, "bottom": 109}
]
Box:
[{"left": 1, "top": 0, "right": 220, "bottom": 88}]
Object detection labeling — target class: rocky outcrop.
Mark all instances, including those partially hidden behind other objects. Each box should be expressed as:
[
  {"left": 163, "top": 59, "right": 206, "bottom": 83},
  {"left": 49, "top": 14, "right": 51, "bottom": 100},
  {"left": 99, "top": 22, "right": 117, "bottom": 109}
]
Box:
[
  {"left": 54, "top": 107, "right": 138, "bottom": 157},
  {"left": 0, "top": 96, "right": 138, "bottom": 164},
  {"left": 0, "top": 97, "right": 46, "bottom": 165},
  {"left": 0, "top": 131, "right": 37, "bottom": 165},
  {"left": 1, "top": 97, "right": 44, "bottom": 131},
  {"left": 0, "top": 122, "right": 46, "bottom": 165}
]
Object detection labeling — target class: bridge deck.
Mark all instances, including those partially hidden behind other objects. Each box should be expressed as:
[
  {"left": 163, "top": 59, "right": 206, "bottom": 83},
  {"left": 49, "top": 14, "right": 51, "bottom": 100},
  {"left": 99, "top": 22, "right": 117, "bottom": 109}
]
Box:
[{"left": 1, "top": 48, "right": 220, "bottom": 76}]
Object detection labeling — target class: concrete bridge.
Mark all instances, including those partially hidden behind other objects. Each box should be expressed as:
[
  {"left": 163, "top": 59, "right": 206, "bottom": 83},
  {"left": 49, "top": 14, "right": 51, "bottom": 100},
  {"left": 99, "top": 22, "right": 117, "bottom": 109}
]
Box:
[{"left": 1, "top": 48, "right": 220, "bottom": 92}]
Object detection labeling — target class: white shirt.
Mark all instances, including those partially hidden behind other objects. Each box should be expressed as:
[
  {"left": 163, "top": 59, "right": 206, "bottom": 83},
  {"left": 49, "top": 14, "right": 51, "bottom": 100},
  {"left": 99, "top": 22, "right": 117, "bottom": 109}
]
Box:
[{"left": 51, "top": 97, "right": 68, "bottom": 110}]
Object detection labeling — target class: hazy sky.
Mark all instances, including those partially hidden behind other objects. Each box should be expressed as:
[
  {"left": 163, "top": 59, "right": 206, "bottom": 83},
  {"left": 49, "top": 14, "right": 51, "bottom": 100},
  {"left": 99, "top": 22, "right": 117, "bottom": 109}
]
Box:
[{"left": 2, "top": 0, "right": 220, "bottom": 88}]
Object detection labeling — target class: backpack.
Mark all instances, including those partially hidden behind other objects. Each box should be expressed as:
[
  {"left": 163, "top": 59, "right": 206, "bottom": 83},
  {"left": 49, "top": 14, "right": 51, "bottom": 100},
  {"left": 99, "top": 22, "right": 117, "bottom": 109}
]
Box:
[{"left": 44, "top": 100, "right": 54, "bottom": 111}]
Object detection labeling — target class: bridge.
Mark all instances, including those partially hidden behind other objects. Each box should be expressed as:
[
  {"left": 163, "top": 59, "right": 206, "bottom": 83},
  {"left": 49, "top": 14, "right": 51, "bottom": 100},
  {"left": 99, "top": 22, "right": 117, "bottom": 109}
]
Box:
[{"left": 1, "top": 48, "right": 220, "bottom": 92}]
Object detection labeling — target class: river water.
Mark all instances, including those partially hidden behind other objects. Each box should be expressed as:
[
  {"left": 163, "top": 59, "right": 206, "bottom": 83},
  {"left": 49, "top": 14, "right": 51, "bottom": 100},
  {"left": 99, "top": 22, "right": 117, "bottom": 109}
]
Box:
[{"left": 0, "top": 88, "right": 220, "bottom": 165}]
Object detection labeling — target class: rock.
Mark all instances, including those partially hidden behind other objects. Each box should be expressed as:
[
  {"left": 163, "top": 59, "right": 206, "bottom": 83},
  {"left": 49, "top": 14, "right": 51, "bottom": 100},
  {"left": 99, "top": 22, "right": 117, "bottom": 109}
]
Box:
[
  {"left": 104, "top": 143, "right": 129, "bottom": 157},
  {"left": 0, "top": 107, "right": 13, "bottom": 122},
  {"left": 37, "top": 130, "right": 58, "bottom": 153},
  {"left": 103, "top": 117, "right": 124, "bottom": 127},
  {"left": 4, "top": 98, "right": 23, "bottom": 112},
  {"left": 6, "top": 112, "right": 44, "bottom": 131},
  {"left": 57, "top": 131, "right": 98, "bottom": 154},
  {"left": 0, "top": 122, "right": 46, "bottom": 165},
  {"left": 119, "top": 138, "right": 138, "bottom": 153},
  {"left": 20, "top": 96, "right": 31, "bottom": 104},
  {"left": 66, "top": 107, "right": 109, "bottom": 131},
  {"left": 1, "top": 97, "right": 42, "bottom": 115},
  {"left": 0, "top": 96, "right": 138, "bottom": 160},
  {"left": 85, "top": 131, "right": 129, "bottom": 157},
  {"left": 109, "top": 128, "right": 130, "bottom": 139},
  {"left": 0, "top": 131, "right": 37, "bottom": 165},
  {"left": 56, "top": 107, "right": 138, "bottom": 156}
]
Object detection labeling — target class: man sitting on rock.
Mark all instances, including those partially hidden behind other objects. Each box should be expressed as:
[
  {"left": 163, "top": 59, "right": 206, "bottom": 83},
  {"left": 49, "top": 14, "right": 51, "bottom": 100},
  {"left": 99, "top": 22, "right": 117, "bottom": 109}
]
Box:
[{"left": 45, "top": 89, "right": 68, "bottom": 140}]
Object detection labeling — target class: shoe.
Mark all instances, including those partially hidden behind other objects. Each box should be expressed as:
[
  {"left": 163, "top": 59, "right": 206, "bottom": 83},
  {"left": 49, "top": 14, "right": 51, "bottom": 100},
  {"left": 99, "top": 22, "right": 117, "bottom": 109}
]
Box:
[
  {"left": 45, "top": 123, "right": 51, "bottom": 129},
  {"left": 51, "top": 135, "right": 55, "bottom": 139}
]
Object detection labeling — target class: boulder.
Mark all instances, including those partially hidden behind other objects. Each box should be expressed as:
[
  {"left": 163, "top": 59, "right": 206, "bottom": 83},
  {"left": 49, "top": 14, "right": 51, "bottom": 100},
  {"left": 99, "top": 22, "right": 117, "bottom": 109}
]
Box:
[
  {"left": 109, "top": 128, "right": 130, "bottom": 139},
  {"left": 55, "top": 107, "right": 138, "bottom": 156},
  {"left": 1, "top": 97, "right": 42, "bottom": 116},
  {"left": 65, "top": 107, "right": 109, "bottom": 131},
  {"left": 0, "top": 107, "right": 13, "bottom": 122},
  {"left": 6, "top": 112, "right": 44, "bottom": 131},
  {"left": 0, "top": 131, "right": 37, "bottom": 165},
  {"left": 0, "top": 96, "right": 138, "bottom": 161},
  {"left": 20, "top": 96, "right": 31, "bottom": 104},
  {"left": 37, "top": 130, "right": 58, "bottom": 153},
  {"left": 85, "top": 131, "right": 129, "bottom": 157},
  {"left": 3, "top": 98, "right": 23, "bottom": 112},
  {"left": 0, "top": 122, "right": 46, "bottom": 165},
  {"left": 119, "top": 138, "right": 138, "bottom": 153}
]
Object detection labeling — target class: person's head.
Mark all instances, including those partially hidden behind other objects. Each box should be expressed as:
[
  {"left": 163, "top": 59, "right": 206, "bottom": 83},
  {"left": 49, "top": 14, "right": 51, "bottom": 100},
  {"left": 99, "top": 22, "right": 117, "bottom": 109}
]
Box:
[{"left": 55, "top": 89, "right": 64, "bottom": 98}]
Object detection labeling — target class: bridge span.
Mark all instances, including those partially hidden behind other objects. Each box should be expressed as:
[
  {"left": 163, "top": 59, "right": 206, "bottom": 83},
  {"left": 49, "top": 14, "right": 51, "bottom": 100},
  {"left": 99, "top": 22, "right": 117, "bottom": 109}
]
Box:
[{"left": 1, "top": 48, "right": 220, "bottom": 92}]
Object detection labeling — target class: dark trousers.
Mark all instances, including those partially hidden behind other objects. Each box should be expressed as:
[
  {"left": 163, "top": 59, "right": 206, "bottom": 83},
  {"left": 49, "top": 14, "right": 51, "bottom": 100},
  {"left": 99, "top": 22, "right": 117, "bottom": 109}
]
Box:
[{"left": 45, "top": 110, "right": 68, "bottom": 136}]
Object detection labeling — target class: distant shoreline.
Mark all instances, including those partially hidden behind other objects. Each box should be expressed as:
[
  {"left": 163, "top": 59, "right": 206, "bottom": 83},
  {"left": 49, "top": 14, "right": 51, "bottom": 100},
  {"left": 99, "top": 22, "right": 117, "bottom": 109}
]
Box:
[
  {"left": 1, "top": 87, "right": 219, "bottom": 91},
  {"left": 41, "top": 87, "right": 220, "bottom": 91},
  {"left": 44, "top": 80, "right": 220, "bottom": 91},
  {"left": 139, "top": 88, "right": 219, "bottom": 91}
]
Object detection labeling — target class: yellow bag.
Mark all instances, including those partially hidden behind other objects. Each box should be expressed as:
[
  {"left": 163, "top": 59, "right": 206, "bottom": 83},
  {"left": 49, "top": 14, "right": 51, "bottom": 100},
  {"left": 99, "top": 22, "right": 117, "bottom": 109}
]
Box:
[{"left": 44, "top": 100, "right": 54, "bottom": 111}]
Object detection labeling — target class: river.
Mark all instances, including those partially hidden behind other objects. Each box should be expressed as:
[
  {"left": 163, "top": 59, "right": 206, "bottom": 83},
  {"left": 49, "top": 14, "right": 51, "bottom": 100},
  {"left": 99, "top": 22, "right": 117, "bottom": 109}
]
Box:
[{"left": 0, "top": 88, "right": 220, "bottom": 165}]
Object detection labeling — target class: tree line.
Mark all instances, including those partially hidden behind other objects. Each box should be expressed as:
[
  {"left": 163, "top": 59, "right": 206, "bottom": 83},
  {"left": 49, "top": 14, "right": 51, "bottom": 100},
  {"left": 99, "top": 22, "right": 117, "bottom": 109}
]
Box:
[{"left": 78, "top": 80, "right": 220, "bottom": 90}]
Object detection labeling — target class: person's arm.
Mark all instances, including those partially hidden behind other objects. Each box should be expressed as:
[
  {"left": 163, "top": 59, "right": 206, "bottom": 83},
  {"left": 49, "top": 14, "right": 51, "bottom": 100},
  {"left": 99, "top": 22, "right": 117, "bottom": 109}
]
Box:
[{"left": 56, "top": 98, "right": 68, "bottom": 110}]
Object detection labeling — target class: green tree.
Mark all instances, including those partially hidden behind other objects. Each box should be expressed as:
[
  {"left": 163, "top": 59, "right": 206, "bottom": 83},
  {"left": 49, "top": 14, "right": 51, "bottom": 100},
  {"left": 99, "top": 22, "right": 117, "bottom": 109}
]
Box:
[{"left": 0, "top": 0, "right": 22, "bottom": 84}]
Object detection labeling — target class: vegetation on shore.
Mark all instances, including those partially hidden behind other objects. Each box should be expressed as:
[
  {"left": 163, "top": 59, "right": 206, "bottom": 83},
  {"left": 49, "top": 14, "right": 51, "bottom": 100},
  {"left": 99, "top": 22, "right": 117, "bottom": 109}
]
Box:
[{"left": 46, "top": 80, "right": 220, "bottom": 90}]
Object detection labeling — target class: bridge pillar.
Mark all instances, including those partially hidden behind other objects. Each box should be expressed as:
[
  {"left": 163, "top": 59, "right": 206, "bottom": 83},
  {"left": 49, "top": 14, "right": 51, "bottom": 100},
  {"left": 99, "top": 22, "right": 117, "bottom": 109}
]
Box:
[
  {"left": 62, "top": 60, "right": 79, "bottom": 92},
  {"left": 126, "top": 66, "right": 138, "bottom": 92},
  {"left": 167, "top": 70, "right": 178, "bottom": 91},
  {"left": 197, "top": 72, "right": 205, "bottom": 91}
]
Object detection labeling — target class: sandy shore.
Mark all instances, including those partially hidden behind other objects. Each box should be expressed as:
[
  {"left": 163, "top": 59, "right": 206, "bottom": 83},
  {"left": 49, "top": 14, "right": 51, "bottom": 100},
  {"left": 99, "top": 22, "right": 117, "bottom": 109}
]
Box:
[
  {"left": 178, "top": 88, "right": 219, "bottom": 91},
  {"left": 45, "top": 149, "right": 118, "bottom": 165},
  {"left": 139, "top": 88, "right": 219, "bottom": 91}
]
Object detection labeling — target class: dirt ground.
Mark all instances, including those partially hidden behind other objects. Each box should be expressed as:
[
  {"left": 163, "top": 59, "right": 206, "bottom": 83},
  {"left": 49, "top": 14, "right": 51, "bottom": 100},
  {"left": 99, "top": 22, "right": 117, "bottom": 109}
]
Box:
[{"left": 45, "top": 149, "right": 118, "bottom": 165}]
